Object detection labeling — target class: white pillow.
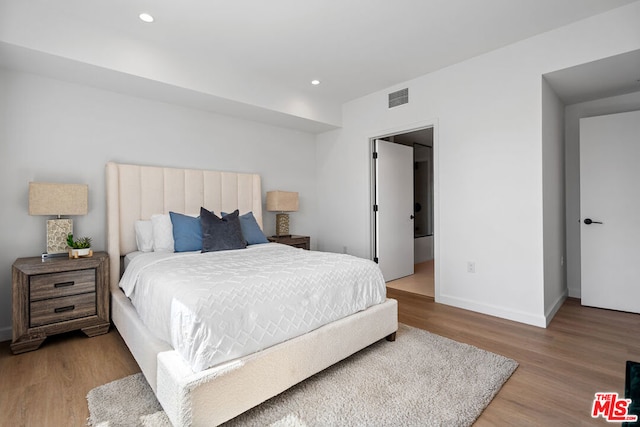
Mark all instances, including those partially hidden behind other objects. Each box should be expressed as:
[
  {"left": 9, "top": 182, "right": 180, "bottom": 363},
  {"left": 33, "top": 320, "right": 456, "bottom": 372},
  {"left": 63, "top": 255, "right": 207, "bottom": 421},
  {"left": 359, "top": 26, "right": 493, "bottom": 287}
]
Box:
[
  {"left": 134, "top": 220, "right": 154, "bottom": 252},
  {"left": 151, "top": 214, "right": 175, "bottom": 252}
]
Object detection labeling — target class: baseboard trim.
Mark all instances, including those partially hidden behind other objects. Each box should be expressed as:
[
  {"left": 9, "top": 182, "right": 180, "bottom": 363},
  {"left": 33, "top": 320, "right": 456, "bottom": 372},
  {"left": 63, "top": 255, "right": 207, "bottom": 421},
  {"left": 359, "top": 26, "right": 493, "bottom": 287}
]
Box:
[
  {"left": 545, "top": 290, "right": 568, "bottom": 327},
  {"left": 568, "top": 286, "right": 581, "bottom": 299},
  {"left": 436, "top": 294, "right": 547, "bottom": 328}
]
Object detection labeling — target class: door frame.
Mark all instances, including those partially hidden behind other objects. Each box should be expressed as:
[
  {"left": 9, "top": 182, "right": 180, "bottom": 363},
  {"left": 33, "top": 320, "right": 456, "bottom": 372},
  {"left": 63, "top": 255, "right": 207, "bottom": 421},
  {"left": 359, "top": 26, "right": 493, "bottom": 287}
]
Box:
[{"left": 368, "top": 119, "right": 439, "bottom": 293}]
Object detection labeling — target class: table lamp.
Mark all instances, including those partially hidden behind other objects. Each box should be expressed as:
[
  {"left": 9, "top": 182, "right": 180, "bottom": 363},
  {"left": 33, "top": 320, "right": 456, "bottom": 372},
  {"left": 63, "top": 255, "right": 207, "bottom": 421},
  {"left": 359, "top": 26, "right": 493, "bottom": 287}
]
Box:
[
  {"left": 29, "top": 182, "right": 88, "bottom": 256},
  {"left": 266, "top": 191, "right": 299, "bottom": 237}
]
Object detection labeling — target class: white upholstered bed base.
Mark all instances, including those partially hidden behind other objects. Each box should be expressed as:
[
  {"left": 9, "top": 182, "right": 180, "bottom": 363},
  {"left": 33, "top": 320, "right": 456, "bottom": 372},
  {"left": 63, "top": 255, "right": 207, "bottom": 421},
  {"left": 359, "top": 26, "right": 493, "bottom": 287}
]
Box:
[{"left": 106, "top": 162, "right": 398, "bottom": 426}]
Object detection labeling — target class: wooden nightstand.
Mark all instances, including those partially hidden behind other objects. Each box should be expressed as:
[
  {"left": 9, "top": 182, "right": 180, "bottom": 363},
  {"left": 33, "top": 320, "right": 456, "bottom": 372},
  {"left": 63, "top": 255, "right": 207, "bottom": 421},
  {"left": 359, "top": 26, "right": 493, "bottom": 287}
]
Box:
[
  {"left": 11, "top": 251, "right": 110, "bottom": 354},
  {"left": 268, "top": 235, "right": 311, "bottom": 250}
]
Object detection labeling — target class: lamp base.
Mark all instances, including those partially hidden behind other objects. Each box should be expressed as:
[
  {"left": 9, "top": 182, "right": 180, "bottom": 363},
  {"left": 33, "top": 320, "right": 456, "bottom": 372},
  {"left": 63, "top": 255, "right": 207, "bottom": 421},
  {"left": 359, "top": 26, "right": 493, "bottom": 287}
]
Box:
[
  {"left": 275, "top": 213, "right": 291, "bottom": 237},
  {"left": 46, "top": 218, "right": 72, "bottom": 254}
]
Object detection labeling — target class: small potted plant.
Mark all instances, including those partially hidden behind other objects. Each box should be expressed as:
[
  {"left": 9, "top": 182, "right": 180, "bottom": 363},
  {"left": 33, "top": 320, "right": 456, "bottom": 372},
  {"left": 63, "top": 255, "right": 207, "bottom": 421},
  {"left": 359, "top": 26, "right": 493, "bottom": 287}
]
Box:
[{"left": 67, "top": 233, "right": 93, "bottom": 258}]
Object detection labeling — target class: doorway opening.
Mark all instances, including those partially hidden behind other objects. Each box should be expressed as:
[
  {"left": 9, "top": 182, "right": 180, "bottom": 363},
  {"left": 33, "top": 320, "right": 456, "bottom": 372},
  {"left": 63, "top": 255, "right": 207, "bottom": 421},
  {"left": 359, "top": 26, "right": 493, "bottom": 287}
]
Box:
[{"left": 371, "top": 126, "right": 435, "bottom": 298}]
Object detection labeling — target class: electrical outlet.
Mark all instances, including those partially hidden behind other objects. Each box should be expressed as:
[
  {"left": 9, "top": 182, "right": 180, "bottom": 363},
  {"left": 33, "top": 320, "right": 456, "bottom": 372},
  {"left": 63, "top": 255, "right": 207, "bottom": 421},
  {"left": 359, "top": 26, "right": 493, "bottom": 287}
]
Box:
[
  {"left": 467, "top": 261, "right": 475, "bottom": 273},
  {"left": 560, "top": 256, "right": 565, "bottom": 266}
]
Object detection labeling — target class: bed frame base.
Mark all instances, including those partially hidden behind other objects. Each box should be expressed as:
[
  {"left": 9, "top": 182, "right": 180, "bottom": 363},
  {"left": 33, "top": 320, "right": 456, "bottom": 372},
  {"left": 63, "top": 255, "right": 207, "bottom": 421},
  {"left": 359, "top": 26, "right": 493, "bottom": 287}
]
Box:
[{"left": 156, "top": 298, "right": 398, "bottom": 427}]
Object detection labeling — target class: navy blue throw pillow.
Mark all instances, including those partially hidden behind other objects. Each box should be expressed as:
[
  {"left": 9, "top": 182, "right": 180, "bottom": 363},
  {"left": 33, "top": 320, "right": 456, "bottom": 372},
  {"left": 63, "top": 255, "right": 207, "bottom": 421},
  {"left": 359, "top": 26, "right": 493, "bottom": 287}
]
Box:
[{"left": 200, "top": 208, "right": 247, "bottom": 252}]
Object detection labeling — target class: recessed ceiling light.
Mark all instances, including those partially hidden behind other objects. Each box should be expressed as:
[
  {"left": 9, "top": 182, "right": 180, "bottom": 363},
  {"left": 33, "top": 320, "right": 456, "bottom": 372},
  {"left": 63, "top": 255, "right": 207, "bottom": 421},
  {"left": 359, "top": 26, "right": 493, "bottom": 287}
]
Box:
[
  {"left": 139, "top": 13, "right": 154, "bottom": 23},
  {"left": 311, "top": 80, "right": 321, "bottom": 85}
]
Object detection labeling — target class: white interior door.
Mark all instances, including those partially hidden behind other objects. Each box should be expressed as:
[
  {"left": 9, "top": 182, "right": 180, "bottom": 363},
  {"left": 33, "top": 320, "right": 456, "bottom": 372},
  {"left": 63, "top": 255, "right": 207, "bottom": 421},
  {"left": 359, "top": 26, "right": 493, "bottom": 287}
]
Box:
[
  {"left": 580, "top": 111, "right": 640, "bottom": 313},
  {"left": 375, "top": 139, "right": 414, "bottom": 281}
]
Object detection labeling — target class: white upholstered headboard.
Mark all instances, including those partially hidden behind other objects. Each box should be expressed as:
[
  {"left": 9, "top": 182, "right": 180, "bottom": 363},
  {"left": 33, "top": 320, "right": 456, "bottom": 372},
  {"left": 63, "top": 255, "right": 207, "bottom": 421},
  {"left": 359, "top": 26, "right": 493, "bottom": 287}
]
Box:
[{"left": 105, "top": 162, "right": 263, "bottom": 291}]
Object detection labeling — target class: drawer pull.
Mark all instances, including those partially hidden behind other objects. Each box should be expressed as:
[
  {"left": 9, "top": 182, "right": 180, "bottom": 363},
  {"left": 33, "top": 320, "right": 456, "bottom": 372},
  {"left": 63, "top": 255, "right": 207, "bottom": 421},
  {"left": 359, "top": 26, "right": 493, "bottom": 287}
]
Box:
[
  {"left": 54, "top": 305, "right": 75, "bottom": 313},
  {"left": 54, "top": 281, "right": 75, "bottom": 288}
]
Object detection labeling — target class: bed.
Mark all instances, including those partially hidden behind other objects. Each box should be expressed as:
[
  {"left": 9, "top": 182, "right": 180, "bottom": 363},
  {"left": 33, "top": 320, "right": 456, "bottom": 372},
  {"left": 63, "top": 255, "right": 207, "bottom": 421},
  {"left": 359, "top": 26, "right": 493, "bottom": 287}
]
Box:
[{"left": 105, "top": 162, "right": 398, "bottom": 426}]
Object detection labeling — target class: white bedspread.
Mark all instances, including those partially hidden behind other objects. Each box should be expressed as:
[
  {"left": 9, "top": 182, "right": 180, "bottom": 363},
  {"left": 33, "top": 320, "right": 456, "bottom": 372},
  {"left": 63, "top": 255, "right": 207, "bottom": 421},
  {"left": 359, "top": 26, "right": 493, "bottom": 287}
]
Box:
[{"left": 119, "top": 243, "right": 386, "bottom": 372}]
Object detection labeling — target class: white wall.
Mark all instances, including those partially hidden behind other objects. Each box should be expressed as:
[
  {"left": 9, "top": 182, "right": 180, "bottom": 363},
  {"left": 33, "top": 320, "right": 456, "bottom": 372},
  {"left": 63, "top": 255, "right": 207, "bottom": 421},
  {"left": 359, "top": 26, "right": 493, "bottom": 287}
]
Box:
[
  {"left": 0, "top": 68, "right": 318, "bottom": 341},
  {"left": 316, "top": 2, "right": 640, "bottom": 327},
  {"left": 541, "top": 78, "right": 567, "bottom": 324},
  {"left": 415, "top": 236, "right": 433, "bottom": 263},
  {"left": 564, "top": 91, "right": 640, "bottom": 298}
]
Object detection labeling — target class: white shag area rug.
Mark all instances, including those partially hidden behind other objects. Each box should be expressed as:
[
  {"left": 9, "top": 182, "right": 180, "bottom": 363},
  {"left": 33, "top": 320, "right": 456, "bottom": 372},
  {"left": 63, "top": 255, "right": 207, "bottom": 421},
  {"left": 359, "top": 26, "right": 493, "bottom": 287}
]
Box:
[{"left": 87, "top": 324, "right": 517, "bottom": 427}]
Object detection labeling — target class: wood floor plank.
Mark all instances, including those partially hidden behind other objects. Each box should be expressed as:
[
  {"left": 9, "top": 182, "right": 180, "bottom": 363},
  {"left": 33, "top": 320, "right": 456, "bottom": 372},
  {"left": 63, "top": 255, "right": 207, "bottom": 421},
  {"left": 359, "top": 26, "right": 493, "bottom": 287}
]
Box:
[{"left": 0, "top": 291, "right": 638, "bottom": 426}]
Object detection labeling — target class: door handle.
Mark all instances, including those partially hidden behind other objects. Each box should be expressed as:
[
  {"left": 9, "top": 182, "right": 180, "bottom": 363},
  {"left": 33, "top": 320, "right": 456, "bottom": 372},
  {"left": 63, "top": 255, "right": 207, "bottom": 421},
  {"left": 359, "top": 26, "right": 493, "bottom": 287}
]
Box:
[{"left": 584, "top": 218, "right": 603, "bottom": 225}]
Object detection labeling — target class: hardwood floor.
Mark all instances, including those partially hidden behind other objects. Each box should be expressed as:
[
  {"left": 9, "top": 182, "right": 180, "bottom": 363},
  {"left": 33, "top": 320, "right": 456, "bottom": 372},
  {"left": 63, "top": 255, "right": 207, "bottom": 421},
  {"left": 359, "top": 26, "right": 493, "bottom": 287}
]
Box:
[
  {"left": 388, "top": 288, "right": 640, "bottom": 426},
  {"left": 386, "top": 260, "right": 434, "bottom": 297},
  {"left": 0, "top": 291, "right": 638, "bottom": 426},
  {"left": 0, "top": 329, "right": 140, "bottom": 427}
]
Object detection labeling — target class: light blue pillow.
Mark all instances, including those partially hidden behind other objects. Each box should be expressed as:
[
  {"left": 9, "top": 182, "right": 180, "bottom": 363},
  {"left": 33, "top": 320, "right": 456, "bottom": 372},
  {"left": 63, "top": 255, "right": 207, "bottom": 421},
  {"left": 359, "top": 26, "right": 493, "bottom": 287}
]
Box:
[
  {"left": 222, "top": 211, "right": 269, "bottom": 245},
  {"left": 170, "top": 211, "right": 202, "bottom": 252}
]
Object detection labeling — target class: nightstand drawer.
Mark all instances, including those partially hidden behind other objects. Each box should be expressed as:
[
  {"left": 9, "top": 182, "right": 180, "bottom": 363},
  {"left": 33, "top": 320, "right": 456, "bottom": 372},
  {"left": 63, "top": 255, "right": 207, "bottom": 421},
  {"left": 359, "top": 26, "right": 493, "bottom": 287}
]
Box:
[
  {"left": 30, "top": 293, "right": 97, "bottom": 327},
  {"left": 289, "top": 242, "right": 309, "bottom": 249},
  {"left": 30, "top": 269, "right": 95, "bottom": 301}
]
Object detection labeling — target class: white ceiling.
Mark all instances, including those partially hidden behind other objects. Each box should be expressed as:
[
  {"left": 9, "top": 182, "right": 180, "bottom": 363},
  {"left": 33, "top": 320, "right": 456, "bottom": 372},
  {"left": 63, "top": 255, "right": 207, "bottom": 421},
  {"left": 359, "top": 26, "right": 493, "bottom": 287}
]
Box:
[{"left": 1, "top": 0, "right": 638, "bottom": 130}]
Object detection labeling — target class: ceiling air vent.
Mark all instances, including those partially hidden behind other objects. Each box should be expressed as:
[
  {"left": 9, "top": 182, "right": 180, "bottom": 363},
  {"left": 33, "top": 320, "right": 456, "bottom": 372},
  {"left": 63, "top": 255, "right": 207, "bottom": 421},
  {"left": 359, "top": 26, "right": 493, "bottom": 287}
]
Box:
[{"left": 388, "top": 88, "right": 408, "bottom": 108}]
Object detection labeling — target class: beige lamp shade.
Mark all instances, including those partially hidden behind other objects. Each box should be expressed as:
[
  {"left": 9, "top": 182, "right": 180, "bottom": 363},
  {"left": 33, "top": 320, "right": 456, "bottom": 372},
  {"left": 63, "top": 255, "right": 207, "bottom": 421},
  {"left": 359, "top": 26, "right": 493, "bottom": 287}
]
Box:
[
  {"left": 29, "top": 182, "right": 88, "bottom": 216},
  {"left": 29, "top": 182, "right": 88, "bottom": 254},
  {"left": 266, "top": 191, "right": 299, "bottom": 212}
]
